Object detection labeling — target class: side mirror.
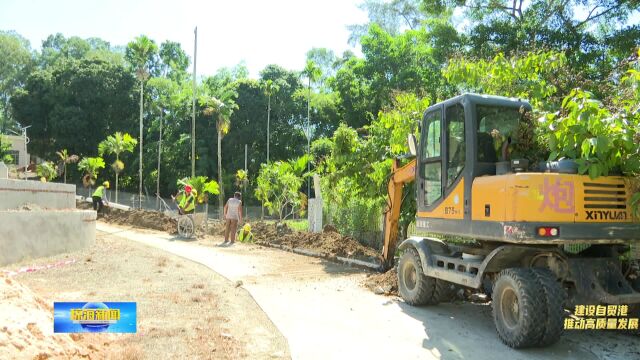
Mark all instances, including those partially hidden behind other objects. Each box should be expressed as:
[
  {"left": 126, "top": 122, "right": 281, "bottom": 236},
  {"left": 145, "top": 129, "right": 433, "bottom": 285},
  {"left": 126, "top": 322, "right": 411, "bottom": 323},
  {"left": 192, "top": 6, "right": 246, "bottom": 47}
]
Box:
[{"left": 407, "top": 134, "right": 417, "bottom": 156}]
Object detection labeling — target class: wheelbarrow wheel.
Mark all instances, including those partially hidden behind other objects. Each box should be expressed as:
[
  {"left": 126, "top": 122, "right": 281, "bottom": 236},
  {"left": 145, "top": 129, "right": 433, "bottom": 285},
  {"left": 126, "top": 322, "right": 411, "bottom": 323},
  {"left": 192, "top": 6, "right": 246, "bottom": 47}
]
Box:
[{"left": 178, "top": 216, "right": 195, "bottom": 238}]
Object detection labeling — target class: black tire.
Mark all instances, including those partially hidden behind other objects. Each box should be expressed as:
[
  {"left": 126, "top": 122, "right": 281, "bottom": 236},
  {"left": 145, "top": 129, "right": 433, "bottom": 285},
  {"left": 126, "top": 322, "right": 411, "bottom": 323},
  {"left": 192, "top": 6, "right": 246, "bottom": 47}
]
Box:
[
  {"left": 530, "top": 267, "right": 566, "bottom": 346},
  {"left": 398, "top": 247, "right": 438, "bottom": 305},
  {"left": 492, "top": 268, "right": 546, "bottom": 348},
  {"left": 434, "top": 279, "right": 459, "bottom": 303}
]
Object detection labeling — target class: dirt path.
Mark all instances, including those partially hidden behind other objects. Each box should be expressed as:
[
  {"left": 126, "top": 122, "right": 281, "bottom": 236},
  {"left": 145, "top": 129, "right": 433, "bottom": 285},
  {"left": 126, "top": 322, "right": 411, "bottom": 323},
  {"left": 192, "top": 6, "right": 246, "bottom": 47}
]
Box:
[
  {"left": 96, "top": 222, "right": 639, "bottom": 360},
  {"left": 1, "top": 231, "right": 289, "bottom": 360}
]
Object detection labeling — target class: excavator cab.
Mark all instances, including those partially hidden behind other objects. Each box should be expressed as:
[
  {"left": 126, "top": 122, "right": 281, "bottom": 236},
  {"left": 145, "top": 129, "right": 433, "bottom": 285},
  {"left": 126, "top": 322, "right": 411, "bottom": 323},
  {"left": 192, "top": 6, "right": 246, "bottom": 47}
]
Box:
[
  {"left": 411, "top": 93, "right": 637, "bottom": 242},
  {"left": 383, "top": 93, "right": 640, "bottom": 349}
]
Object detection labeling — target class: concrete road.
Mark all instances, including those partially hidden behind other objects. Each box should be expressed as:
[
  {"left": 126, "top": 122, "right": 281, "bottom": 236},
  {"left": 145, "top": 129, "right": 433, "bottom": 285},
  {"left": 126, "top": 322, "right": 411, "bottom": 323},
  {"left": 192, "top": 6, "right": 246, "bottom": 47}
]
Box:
[{"left": 97, "top": 222, "right": 639, "bottom": 360}]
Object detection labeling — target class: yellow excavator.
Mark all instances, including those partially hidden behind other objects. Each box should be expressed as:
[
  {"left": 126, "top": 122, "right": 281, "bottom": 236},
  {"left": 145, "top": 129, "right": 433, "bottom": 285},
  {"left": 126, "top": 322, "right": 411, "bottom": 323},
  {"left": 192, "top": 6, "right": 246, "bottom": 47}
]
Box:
[{"left": 382, "top": 93, "right": 640, "bottom": 348}]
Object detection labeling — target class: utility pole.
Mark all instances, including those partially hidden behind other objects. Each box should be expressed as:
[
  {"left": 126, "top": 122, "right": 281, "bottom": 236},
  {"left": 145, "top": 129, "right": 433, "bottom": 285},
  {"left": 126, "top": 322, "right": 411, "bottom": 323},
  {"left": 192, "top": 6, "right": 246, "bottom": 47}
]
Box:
[
  {"left": 191, "top": 26, "right": 198, "bottom": 178},
  {"left": 267, "top": 93, "right": 271, "bottom": 163},
  {"left": 156, "top": 109, "right": 163, "bottom": 210},
  {"left": 307, "top": 76, "right": 311, "bottom": 200},
  {"left": 244, "top": 144, "right": 248, "bottom": 218},
  {"left": 139, "top": 79, "right": 144, "bottom": 209}
]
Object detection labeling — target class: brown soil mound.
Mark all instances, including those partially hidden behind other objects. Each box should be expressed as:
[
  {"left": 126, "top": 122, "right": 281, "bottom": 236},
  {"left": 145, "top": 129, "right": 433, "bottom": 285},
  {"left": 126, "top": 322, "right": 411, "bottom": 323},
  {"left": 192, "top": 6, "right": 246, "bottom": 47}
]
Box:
[
  {"left": 0, "top": 274, "right": 105, "bottom": 359},
  {"left": 252, "top": 222, "right": 381, "bottom": 263},
  {"left": 205, "top": 219, "right": 226, "bottom": 236},
  {"left": 363, "top": 269, "right": 398, "bottom": 296},
  {"left": 102, "top": 207, "right": 177, "bottom": 234},
  {"left": 77, "top": 199, "right": 177, "bottom": 233}
]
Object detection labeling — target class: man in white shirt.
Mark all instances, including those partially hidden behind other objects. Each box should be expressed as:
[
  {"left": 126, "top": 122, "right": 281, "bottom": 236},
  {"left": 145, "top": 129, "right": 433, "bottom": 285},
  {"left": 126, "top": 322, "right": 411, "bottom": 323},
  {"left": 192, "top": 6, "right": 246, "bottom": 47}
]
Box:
[{"left": 223, "top": 192, "right": 243, "bottom": 245}]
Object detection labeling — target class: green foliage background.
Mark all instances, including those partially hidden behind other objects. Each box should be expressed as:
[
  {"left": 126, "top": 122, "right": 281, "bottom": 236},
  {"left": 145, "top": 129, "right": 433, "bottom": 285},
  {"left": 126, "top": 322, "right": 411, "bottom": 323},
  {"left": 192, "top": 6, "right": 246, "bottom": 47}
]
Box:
[{"left": 1, "top": 0, "right": 639, "bottom": 239}]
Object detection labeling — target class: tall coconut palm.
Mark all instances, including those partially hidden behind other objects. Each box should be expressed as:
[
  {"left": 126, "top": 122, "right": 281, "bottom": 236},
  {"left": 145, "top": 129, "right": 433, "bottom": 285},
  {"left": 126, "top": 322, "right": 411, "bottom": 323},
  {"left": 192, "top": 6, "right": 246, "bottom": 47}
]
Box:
[
  {"left": 302, "top": 60, "right": 321, "bottom": 199},
  {"left": 201, "top": 95, "right": 238, "bottom": 219},
  {"left": 98, "top": 132, "right": 137, "bottom": 204},
  {"left": 126, "top": 35, "right": 158, "bottom": 208},
  {"left": 261, "top": 79, "right": 280, "bottom": 163},
  {"left": 147, "top": 77, "right": 178, "bottom": 210},
  {"left": 55, "top": 149, "right": 79, "bottom": 183}
]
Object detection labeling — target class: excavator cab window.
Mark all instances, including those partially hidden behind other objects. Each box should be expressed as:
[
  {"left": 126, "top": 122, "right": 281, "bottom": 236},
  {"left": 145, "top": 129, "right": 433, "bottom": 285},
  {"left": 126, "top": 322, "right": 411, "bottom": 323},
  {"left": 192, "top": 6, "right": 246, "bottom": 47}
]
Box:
[
  {"left": 446, "top": 104, "right": 465, "bottom": 186},
  {"left": 421, "top": 109, "right": 442, "bottom": 206},
  {"left": 476, "top": 105, "right": 521, "bottom": 163}
]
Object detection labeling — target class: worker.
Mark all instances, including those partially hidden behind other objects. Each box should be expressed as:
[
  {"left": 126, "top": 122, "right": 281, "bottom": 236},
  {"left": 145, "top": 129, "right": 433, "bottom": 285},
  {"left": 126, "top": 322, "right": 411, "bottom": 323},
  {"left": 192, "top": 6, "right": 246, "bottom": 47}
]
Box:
[
  {"left": 238, "top": 223, "right": 253, "bottom": 242},
  {"left": 223, "top": 192, "right": 243, "bottom": 245},
  {"left": 177, "top": 185, "right": 197, "bottom": 215},
  {"left": 92, "top": 181, "right": 109, "bottom": 213}
]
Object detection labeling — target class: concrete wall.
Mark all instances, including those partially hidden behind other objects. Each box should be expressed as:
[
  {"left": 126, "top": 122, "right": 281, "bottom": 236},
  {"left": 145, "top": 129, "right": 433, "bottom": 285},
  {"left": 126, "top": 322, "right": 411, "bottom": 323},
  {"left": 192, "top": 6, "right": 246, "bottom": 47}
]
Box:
[
  {"left": 0, "top": 179, "right": 75, "bottom": 210},
  {"left": 0, "top": 210, "right": 96, "bottom": 266}
]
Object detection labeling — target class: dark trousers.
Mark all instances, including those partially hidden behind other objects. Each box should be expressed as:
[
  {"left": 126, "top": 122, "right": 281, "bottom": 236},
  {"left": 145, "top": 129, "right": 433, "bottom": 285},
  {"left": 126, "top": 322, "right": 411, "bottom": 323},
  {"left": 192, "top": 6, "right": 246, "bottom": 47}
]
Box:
[{"left": 92, "top": 196, "right": 103, "bottom": 212}]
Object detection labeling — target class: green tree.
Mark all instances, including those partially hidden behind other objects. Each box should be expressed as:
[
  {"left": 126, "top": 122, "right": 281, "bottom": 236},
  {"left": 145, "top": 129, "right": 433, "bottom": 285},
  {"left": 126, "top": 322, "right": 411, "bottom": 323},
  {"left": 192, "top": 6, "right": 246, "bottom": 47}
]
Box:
[
  {"left": 200, "top": 91, "right": 238, "bottom": 218},
  {"left": 306, "top": 48, "right": 338, "bottom": 89},
  {"left": 255, "top": 159, "right": 306, "bottom": 221},
  {"left": 0, "top": 31, "right": 32, "bottom": 132},
  {"left": 260, "top": 79, "right": 280, "bottom": 162},
  {"left": 11, "top": 58, "right": 137, "bottom": 160},
  {"left": 303, "top": 60, "right": 322, "bottom": 197},
  {"left": 158, "top": 41, "right": 190, "bottom": 82},
  {"left": 98, "top": 132, "right": 138, "bottom": 203},
  {"left": 348, "top": 0, "right": 426, "bottom": 45},
  {"left": 444, "top": 51, "right": 568, "bottom": 109},
  {"left": 126, "top": 35, "right": 158, "bottom": 208},
  {"left": 55, "top": 149, "right": 79, "bottom": 183},
  {"left": 0, "top": 135, "right": 14, "bottom": 164}
]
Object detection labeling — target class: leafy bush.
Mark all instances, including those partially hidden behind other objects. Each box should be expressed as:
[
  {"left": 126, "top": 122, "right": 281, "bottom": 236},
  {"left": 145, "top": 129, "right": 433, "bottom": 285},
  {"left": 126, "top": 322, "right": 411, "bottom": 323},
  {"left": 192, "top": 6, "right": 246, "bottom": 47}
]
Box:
[
  {"left": 543, "top": 89, "right": 640, "bottom": 178},
  {"left": 36, "top": 161, "right": 57, "bottom": 182},
  {"left": 0, "top": 135, "right": 14, "bottom": 164},
  {"left": 255, "top": 157, "right": 308, "bottom": 221}
]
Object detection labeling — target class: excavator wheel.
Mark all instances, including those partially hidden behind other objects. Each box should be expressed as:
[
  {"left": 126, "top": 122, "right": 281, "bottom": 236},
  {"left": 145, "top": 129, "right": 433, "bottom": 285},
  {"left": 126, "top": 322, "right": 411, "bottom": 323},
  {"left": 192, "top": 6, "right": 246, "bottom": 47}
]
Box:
[
  {"left": 530, "top": 267, "right": 566, "bottom": 346},
  {"left": 492, "top": 268, "right": 546, "bottom": 348},
  {"left": 398, "top": 247, "right": 439, "bottom": 306}
]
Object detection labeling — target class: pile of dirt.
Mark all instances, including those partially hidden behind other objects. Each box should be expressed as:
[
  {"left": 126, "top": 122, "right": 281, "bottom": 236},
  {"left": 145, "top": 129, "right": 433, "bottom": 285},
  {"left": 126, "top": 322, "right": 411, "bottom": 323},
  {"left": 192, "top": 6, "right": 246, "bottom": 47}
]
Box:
[
  {"left": 363, "top": 269, "right": 398, "bottom": 296},
  {"left": 102, "top": 207, "right": 177, "bottom": 234},
  {"left": 252, "top": 222, "right": 381, "bottom": 263},
  {"left": 75, "top": 200, "right": 92, "bottom": 210},
  {"left": 0, "top": 274, "right": 103, "bottom": 358},
  {"left": 206, "top": 219, "right": 226, "bottom": 236}
]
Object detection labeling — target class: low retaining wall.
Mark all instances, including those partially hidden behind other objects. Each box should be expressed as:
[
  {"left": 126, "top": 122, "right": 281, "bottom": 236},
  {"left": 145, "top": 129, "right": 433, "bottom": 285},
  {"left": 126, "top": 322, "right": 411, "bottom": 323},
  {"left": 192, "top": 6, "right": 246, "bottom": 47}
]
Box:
[
  {"left": 0, "top": 179, "right": 75, "bottom": 210},
  {"left": 0, "top": 210, "right": 96, "bottom": 266}
]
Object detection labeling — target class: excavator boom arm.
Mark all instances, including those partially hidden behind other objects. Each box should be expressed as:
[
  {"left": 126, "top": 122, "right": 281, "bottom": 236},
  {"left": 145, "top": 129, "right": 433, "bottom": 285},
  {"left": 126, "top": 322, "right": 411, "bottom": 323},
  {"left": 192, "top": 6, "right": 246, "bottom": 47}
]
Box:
[{"left": 382, "top": 158, "right": 416, "bottom": 269}]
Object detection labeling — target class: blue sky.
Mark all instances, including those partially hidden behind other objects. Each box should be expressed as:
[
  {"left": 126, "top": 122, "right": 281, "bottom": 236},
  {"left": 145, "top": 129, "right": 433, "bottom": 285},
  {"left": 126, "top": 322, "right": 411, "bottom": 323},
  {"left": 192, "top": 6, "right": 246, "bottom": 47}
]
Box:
[{"left": 0, "top": 0, "right": 368, "bottom": 78}]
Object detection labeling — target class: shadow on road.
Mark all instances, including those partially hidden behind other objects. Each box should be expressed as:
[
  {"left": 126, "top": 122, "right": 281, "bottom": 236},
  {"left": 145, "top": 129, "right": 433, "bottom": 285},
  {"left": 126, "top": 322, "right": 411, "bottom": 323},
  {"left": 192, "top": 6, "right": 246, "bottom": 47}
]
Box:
[{"left": 396, "top": 300, "right": 611, "bottom": 360}]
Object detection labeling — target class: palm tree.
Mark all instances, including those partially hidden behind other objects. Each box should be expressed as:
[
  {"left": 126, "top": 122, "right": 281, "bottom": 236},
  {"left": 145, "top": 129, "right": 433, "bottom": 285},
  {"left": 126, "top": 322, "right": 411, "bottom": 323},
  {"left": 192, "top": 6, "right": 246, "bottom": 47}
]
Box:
[
  {"left": 55, "top": 149, "right": 79, "bottom": 183},
  {"left": 126, "top": 35, "right": 158, "bottom": 208},
  {"left": 77, "top": 157, "right": 106, "bottom": 191},
  {"left": 261, "top": 79, "right": 280, "bottom": 163},
  {"left": 146, "top": 77, "right": 176, "bottom": 210},
  {"left": 302, "top": 60, "right": 321, "bottom": 199},
  {"left": 98, "top": 132, "right": 138, "bottom": 204},
  {"left": 201, "top": 95, "right": 238, "bottom": 219}
]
